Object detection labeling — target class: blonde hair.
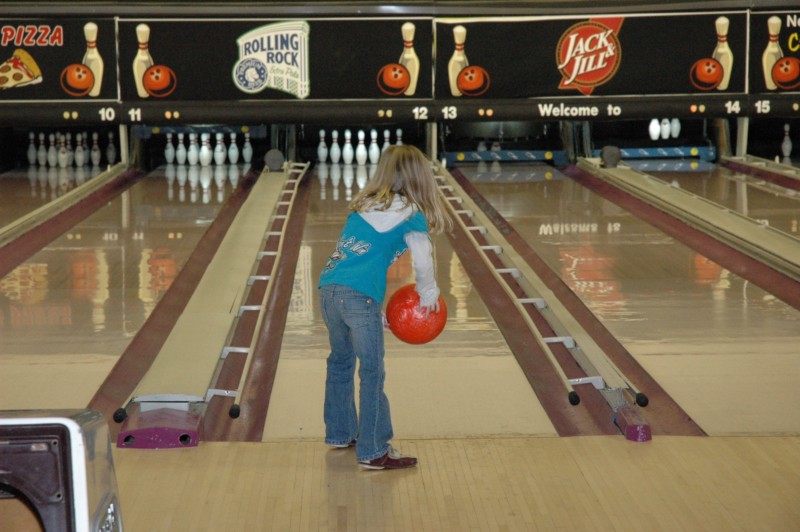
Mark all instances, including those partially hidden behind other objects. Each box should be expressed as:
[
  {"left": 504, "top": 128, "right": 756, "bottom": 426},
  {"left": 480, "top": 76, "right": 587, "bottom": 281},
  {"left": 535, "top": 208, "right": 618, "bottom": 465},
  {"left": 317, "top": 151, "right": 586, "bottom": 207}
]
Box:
[{"left": 349, "top": 145, "right": 453, "bottom": 234}]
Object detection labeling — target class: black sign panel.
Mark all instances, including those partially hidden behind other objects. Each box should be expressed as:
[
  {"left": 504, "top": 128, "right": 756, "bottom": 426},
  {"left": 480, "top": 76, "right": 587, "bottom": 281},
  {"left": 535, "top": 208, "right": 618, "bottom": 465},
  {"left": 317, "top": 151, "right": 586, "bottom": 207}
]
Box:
[
  {"left": 435, "top": 13, "right": 748, "bottom": 100},
  {"left": 0, "top": 18, "right": 117, "bottom": 101},
  {"left": 117, "top": 18, "right": 433, "bottom": 102}
]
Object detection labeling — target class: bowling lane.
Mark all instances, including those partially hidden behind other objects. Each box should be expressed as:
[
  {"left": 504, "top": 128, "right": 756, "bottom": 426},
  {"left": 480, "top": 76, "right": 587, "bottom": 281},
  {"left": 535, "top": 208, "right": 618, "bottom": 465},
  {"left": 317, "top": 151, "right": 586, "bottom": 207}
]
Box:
[
  {"left": 644, "top": 162, "right": 800, "bottom": 236},
  {"left": 0, "top": 165, "right": 106, "bottom": 229},
  {"left": 263, "top": 163, "right": 558, "bottom": 441},
  {"left": 461, "top": 162, "right": 800, "bottom": 435},
  {"left": 0, "top": 164, "right": 245, "bottom": 410}
]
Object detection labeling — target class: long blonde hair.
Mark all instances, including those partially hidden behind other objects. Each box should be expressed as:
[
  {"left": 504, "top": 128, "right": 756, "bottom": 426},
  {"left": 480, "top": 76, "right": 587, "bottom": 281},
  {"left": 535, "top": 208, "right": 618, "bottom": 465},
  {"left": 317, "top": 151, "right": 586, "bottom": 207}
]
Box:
[{"left": 349, "top": 145, "right": 453, "bottom": 234}]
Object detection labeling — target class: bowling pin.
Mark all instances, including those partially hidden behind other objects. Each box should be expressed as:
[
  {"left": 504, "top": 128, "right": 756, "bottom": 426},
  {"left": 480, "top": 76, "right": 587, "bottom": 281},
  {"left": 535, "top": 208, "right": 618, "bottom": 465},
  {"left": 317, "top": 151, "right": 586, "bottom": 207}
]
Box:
[
  {"left": 133, "top": 24, "right": 154, "bottom": 98},
  {"left": 74, "top": 133, "right": 86, "bottom": 166},
  {"left": 712, "top": 16, "right": 733, "bottom": 91},
  {"left": 47, "top": 134, "right": 57, "bottom": 167},
  {"left": 228, "top": 133, "right": 239, "bottom": 164},
  {"left": 90, "top": 132, "right": 101, "bottom": 166},
  {"left": 57, "top": 135, "right": 69, "bottom": 168},
  {"left": 37, "top": 133, "right": 47, "bottom": 166},
  {"left": 342, "top": 129, "right": 354, "bottom": 164},
  {"left": 82, "top": 22, "right": 104, "bottom": 97},
  {"left": 66, "top": 133, "right": 74, "bottom": 166},
  {"left": 242, "top": 132, "right": 253, "bottom": 163},
  {"left": 27, "top": 132, "right": 37, "bottom": 165},
  {"left": 781, "top": 123, "right": 792, "bottom": 159},
  {"left": 106, "top": 132, "right": 116, "bottom": 164},
  {"left": 762, "top": 16, "right": 783, "bottom": 91},
  {"left": 199, "top": 133, "right": 213, "bottom": 166},
  {"left": 395, "top": 128, "right": 403, "bottom": 146},
  {"left": 399, "top": 22, "right": 419, "bottom": 96},
  {"left": 368, "top": 129, "right": 380, "bottom": 164},
  {"left": 448, "top": 25, "right": 469, "bottom": 97},
  {"left": 670, "top": 118, "right": 681, "bottom": 139},
  {"left": 648, "top": 118, "right": 660, "bottom": 141},
  {"left": 355, "top": 129, "right": 368, "bottom": 166},
  {"left": 317, "top": 129, "right": 328, "bottom": 162},
  {"left": 329, "top": 130, "right": 341, "bottom": 164},
  {"left": 213, "top": 132, "right": 226, "bottom": 165},
  {"left": 187, "top": 133, "right": 199, "bottom": 166},
  {"left": 382, "top": 129, "right": 391, "bottom": 153},
  {"left": 161, "top": 132, "right": 174, "bottom": 164},
  {"left": 175, "top": 132, "right": 187, "bottom": 164},
  {"left": 660, "top": 119, "right": 670, "bottom": 140}
]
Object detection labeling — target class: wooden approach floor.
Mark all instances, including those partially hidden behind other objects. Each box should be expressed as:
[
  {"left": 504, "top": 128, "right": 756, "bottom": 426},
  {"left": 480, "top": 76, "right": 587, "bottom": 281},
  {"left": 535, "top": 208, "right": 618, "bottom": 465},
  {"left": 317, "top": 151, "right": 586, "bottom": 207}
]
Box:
[{"left": 111, "top": 436, "right": 800, "bottom": 530}]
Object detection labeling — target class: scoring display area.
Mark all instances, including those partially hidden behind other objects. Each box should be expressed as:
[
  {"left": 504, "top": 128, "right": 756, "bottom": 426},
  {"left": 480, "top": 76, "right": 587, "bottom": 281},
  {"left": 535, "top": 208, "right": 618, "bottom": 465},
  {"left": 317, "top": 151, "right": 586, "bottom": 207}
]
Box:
[{"left": 0, "top": 11, "right": 798, "bottom": 125}]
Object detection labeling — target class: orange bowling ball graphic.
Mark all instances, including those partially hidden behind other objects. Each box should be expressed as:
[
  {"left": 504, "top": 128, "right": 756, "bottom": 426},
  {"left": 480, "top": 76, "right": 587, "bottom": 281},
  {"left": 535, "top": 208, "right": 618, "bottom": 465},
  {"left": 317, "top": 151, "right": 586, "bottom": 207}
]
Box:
[
  {"left": 60, "top": 63, "right": 95, "bottom": 97},
  {"left": 377, "top": 63, "right": 411, "bottom": 96},
  {"left": 771, "top": 57, "right": 800, "bottom": 90},
  {"left": 456, "top": 65, "right": 490, "bottom": 96},
  {"left": 690, "top": 57, "right": 724, "bottom": 91},
  {"left": 142, "top": 64, "right": 177, "bottom": 97}
]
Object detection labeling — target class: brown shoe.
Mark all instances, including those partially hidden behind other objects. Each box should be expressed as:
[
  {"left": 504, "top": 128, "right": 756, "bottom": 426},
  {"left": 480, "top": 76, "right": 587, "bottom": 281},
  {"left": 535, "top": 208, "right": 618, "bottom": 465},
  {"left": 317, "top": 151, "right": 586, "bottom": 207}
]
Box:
[{"left": 359, "top": 445, "right": 417, "bottom": 470}]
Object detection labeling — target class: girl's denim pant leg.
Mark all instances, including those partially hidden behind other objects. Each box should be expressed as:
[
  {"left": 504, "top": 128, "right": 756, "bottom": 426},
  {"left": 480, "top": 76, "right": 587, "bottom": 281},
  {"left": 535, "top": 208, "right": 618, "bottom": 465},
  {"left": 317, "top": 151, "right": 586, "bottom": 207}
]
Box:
[{"left": 320, "top": 285, "right": 393, "bottom": 461}]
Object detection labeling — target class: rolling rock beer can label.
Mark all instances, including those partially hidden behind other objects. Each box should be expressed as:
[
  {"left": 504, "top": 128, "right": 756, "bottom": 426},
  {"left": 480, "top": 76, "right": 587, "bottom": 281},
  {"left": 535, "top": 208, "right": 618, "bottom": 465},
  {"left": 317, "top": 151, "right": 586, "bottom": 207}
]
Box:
[
  {"left": 557, "top": 18, "right": 623, "bottom": 95},
  {"left": 233, "top": 21, "right": 309, "bottom": 98}
]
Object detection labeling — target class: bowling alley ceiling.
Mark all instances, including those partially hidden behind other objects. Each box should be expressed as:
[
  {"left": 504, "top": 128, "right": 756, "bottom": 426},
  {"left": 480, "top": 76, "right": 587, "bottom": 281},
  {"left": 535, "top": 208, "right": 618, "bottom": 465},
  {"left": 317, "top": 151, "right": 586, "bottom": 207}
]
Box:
[{"left": 1, "top": 0, "right": 796, "bottom": 16}]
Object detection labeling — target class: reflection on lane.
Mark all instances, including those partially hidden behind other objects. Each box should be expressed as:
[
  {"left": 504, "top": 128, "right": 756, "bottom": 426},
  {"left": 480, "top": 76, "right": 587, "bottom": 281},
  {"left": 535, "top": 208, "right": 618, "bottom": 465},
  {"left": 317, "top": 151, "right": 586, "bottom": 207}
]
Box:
[{"left": 0, "top": 164, "right": 248, "bottom": 355}]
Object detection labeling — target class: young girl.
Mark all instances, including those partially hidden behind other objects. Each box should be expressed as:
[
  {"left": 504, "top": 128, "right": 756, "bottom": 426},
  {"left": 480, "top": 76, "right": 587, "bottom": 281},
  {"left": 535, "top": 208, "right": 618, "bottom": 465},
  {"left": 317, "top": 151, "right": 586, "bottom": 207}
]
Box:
[{"left": 318, "top": 145, "right": 452, "bottom": 470}]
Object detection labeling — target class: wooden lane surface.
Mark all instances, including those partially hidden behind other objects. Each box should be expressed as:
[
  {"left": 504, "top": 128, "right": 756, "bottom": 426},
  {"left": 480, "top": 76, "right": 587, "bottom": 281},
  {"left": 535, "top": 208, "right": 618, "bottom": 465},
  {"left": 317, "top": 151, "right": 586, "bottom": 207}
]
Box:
[
  {"left": 106, "top": 436, "right": 800, "bottom": 530},
  {"left": 467, "top": 163, "right": 800, "bottom": 436},
  {"left": 0, "top": 166, "right": 242, "bottom": 413}
]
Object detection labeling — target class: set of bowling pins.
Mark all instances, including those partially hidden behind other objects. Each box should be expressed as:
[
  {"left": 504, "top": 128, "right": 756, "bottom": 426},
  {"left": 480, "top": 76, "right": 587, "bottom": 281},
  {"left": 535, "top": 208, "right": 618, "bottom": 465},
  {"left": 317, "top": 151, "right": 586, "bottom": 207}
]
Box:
[
  {"left": 164, "top": 131, "right": 252, "bottom": 166},
  {"left": 27, "top": 131, "right": 116, "bottom": 168},
  {"left": 648, "top": 118, "right": 681, "bottom": 141},
  {"left": 317, "top": 128, "right": 403, "bottom": 165}
]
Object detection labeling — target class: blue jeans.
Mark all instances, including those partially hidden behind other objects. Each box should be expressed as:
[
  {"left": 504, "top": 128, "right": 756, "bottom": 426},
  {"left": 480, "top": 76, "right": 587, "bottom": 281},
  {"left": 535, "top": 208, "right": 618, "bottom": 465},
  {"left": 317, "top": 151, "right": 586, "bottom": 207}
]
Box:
[{"left": 320, "top": 285, "right": 392, "bottom": 461}]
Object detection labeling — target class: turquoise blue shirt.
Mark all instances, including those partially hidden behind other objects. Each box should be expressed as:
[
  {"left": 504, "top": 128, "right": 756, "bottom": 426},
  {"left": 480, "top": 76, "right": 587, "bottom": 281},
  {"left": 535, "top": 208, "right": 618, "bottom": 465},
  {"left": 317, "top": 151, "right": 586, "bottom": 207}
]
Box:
[{"left": 319, "top": 210, "right": 429, "bottom": 303}]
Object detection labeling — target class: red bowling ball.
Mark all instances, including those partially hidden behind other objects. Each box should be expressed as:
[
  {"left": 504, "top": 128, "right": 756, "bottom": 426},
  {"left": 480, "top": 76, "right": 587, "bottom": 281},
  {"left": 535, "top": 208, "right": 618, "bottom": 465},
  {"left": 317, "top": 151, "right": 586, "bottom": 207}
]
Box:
[{"left": 386, "top": 283, "right": 447, "bottom": 344}]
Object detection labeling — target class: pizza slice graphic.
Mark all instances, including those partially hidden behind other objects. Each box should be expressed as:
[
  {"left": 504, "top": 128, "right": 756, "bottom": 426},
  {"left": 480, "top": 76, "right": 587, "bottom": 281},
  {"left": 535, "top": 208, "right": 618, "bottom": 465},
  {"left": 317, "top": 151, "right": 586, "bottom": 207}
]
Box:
[{"left": 0, "top": 49, "right": 43, "bottom": 90}]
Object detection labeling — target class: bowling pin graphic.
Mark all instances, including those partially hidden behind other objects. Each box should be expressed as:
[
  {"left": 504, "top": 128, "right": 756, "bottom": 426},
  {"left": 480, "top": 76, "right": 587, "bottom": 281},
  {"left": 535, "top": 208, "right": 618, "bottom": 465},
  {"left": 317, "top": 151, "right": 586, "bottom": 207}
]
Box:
[
  {"left": 214, "top": 132, "right": 226, "bottom": 165},
  {"left": 762, "top": 16, "right": 783, "bottom": 91},
  {"left": 660, "top": 119, "right": 670, "bottom": 140},
  {"left": 448, "top": 25, "right": 468, "bottom": 97},
  {"left": 355, "top": 129, "right": 368, "bottom": 166},
  {"left": 82, "top": 22, "right": 104, "bottom": 97},
  {"left": 317, "top": 129, "right": 328, "bottom": 162},
  {"left": 133, "top": 24, "right": 154, "bottom": 98},
  {"left": 27, "top": 132, "right": 37, "bottom": 165},
  {"left": 368, "top": 129, "right": 380, "bottom": 164},
  {"left": 398, "top": 22, "right": 419, "bottom": 96},
  {"left": 712, "top": 17, "right": 733, "bottom": 91},
  {"left": 342, "top": 129, "right": 354, "bottom": 165},
  {"left": 165, "top": 132, "right": 175, "bottom": 164},
  {"left": 175, "top": 132, "right": 187, "bottom": 164},
  {"left": 648, "top": 118, "right": 660, "bottom": 141},
  {"left": 228, "top": 133, "right": 239, "bottom": 164},
  {"left": 329, "top": 130, "right": 341, "bottom": 164}
]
